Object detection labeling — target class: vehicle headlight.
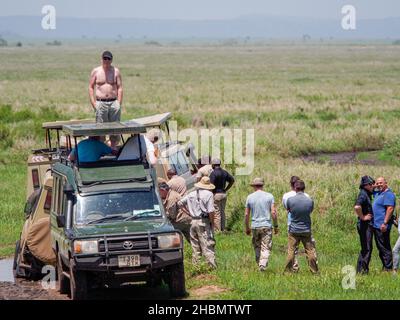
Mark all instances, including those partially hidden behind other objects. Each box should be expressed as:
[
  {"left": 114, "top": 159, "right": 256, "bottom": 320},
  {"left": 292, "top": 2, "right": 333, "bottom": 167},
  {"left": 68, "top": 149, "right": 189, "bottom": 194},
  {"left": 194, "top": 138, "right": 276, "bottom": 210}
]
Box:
[
  {"left": 74, "top": 240, "right": 99, "bottom": 254},
  {"left": 157, "top": 233, "right": 181, "bottom": 249}
]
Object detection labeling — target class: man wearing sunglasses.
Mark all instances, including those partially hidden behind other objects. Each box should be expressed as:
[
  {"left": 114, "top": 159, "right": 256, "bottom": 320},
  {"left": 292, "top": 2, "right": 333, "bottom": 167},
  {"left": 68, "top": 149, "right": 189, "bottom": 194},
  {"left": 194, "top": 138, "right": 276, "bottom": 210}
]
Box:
[{"left": 89, "top": 51, "right": 123, "bottom": 148}]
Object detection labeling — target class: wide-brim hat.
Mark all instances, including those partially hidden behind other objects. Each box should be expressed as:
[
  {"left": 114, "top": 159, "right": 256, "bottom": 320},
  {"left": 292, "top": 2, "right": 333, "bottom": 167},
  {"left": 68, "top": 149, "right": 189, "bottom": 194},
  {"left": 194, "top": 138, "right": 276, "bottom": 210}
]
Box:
[
  {"left": 359, "top": 175, "right": 375, "bottom": 189},
  {"left": 250, "top": 177, "right": 264, "bottom": 186},
  {"left": 195, "top": 176, "right": 215, "bottom": 190}
]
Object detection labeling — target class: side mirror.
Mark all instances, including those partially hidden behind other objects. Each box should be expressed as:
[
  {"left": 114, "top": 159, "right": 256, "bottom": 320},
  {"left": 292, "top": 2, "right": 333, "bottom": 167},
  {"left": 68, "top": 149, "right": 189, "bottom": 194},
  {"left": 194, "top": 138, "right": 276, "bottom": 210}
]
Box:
[{"left": 56, "top": 215, "right": 66, "bottom": 228}]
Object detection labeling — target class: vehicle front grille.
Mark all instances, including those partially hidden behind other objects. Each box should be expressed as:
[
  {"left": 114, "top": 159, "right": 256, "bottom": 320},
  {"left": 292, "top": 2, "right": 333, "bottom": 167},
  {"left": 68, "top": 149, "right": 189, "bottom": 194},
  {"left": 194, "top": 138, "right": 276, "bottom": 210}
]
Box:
[{"left": 98, "top": 237, "right": 158, "bottom": 252}]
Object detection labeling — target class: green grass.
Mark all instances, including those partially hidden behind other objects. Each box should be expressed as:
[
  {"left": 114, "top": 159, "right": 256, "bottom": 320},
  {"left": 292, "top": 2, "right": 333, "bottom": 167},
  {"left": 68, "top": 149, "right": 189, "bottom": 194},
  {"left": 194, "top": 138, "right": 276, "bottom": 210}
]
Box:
[{"left": 1, "top": 43, "right": 400, "bottom": 299}]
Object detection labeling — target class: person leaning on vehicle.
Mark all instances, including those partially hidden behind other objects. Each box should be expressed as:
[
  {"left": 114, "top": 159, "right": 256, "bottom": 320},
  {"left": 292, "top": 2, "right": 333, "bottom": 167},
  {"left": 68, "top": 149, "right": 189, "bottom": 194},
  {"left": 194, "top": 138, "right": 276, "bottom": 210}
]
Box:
[
  {"left": 167, "top": 168, "right": 187, "bottom": 196},
  {"left": 68, "top": 136, "right": 117, "bottom": 163},
  {"left": 196, "top": 155, "right": 213, "bottom": 182},
  {"left": 178, "top": 176, "right": 217, "bottom": 269},
  {"left": 209, "top": 158, "right": 235, "bottom": 232},
  {"left": 372, "top": 177, "right": 395, "bottom": 271},
  {"left": 89, "top": 50, "right": 123, "bottom": 148},
  {"left": 284, "top": 180, "right": 318, "bottom": 274},
  {"left": 354, "top": 175, "right": 375, "bottom": 274},
  {"left": 245, "top": 177, "right": 278, "bottom": 272},
  {"left": 158, "top": 182, "right": 191, "bottom": 243}
]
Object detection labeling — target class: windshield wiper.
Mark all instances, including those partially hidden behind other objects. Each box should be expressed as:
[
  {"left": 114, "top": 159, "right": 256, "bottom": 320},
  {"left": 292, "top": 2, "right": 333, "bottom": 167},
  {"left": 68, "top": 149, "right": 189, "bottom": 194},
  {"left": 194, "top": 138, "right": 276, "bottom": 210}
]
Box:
[
  {"left": 124, "top": 210, "right": 161, "bottom": 221},
  {"left": 87, "top": 214, "right": 129, "bottom": 225}
]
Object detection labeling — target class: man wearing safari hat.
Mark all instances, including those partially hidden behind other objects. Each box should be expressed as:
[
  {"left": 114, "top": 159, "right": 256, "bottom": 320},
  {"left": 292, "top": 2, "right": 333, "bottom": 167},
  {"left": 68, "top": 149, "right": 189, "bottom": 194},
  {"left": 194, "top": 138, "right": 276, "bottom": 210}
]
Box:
[
  {"left": 245, "top": 177, "right": 278, "bottom": 271},
  {"left": 178, "top": 176, "right": 217, "bottom": 268},
  {"left": 89, "top": 50, "right": 123, "bottom": 148}
]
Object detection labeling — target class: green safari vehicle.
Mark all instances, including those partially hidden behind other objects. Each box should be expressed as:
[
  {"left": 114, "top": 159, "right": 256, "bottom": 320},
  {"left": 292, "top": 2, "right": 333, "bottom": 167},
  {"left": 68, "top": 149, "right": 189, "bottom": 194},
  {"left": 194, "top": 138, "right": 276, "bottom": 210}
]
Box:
[{"left": 51, "top": 122, "right": 186, "bottom": 300}]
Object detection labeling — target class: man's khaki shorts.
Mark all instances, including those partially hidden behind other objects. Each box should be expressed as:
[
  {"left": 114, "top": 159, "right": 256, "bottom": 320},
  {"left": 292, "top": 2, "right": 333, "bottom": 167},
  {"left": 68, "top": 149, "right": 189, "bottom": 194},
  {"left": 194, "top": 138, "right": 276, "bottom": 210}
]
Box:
[{"left": 95, "top": 100, "right": 121, "bottom": 123}]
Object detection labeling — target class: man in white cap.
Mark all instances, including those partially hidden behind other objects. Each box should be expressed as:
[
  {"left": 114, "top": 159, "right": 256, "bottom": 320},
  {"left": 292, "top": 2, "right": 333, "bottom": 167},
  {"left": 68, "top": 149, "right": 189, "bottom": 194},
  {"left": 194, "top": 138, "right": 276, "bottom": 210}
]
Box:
[
  {"left": 178, "top": 176, "right": 217, "bottom": 268},
  {"left": 245, "top": 177, "right": 278, "bottom": 271}
]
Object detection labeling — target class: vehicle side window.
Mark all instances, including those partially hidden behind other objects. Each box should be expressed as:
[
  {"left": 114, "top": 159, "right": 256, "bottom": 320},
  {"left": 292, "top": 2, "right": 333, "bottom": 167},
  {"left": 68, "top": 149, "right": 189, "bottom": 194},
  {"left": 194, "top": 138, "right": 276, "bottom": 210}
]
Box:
[
  {"left": 51, "top": 176, "right": 59, "bottom": 214},
  {"left": 51, "top": 175, "right": 65, "bottom": 216},
  {"left": 57, "top": 177, "right": 65, "bottom": 216},
  {"left": 43, "top": 189, "right": 52, "bottom": 213},
  {"left": 169, "top": 152, "right": 190, "bottom": 176}
]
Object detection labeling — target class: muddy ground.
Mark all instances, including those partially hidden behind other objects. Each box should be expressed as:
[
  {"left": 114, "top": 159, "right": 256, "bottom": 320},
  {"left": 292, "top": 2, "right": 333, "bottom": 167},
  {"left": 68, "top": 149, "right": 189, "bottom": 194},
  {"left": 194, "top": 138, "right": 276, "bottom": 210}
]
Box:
[
  {"left": 0, "top": 279, "right": 226, "bottom": 300},
  {"left": 0, "top": 257, "right": 226, "bottom": 300}
]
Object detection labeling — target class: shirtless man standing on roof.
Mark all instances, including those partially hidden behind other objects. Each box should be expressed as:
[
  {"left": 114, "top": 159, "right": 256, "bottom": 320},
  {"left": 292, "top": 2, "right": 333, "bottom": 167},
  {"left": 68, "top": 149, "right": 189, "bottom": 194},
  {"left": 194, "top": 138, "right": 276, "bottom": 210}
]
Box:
[{"left": 89, "top": 50, "right": 123, "bottom": 148}]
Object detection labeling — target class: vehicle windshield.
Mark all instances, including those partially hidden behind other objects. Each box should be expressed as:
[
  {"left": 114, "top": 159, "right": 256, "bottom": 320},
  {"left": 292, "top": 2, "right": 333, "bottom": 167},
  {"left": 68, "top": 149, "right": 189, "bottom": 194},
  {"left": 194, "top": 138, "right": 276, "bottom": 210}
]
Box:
[{"left": 75, "top": 190, "right": 162, "bottom": 225}]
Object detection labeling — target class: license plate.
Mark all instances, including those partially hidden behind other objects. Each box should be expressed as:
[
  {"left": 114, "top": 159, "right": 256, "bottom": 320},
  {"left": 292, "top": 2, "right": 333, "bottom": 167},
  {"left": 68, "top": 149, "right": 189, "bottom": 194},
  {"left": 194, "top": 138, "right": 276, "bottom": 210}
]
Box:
[{"left": 118, "top": 255, "right": 140, "bottom": 267}]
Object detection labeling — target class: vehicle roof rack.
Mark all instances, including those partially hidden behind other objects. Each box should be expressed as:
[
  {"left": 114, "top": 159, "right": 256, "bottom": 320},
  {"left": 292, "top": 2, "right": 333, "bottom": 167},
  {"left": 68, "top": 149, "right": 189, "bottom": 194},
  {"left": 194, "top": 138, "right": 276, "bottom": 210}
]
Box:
[
  {"left": 42, "top": 119, "right": 94, "bottom": 130},
  {"left": 126, "top": 112, "right": 171, "bottom": 127},
  {"left": 62, "top": 121, "right": 146, "bottom": 137}
]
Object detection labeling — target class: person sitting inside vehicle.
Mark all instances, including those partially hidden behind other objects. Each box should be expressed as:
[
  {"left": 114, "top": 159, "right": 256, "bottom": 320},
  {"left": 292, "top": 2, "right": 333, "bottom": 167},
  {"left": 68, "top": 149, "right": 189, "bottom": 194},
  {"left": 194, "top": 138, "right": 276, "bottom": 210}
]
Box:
[
  {"left": 68, "top": 136, "right": 116, "bottom": 163},
  {"left": 117, "top": 134, "right": 157, "bottom": 165}
]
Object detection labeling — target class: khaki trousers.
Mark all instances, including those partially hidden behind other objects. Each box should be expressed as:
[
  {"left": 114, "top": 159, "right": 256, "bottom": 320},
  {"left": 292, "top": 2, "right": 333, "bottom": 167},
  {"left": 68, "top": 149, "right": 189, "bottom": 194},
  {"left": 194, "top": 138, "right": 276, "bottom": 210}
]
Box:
[
  {"left": 95, "top": 100, "right": 121, "bottom": 145},
  {"left": 190, "top": 218, "right": 216, "bottom": 268},
  {"left": 252, "top": 227, "right": 273, "bottom": 268},
  {"left": 213, "top": 193, "right": 227, "bottom": 232},
  {"left": 285, "top": 232, "right": 318, "bottom": 274}
]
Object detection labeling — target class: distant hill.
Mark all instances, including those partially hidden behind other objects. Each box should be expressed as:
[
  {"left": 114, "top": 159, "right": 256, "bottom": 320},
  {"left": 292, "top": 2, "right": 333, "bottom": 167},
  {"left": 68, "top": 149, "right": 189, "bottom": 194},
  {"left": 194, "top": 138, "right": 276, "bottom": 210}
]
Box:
[{"left": 0, "top": 15, "right": 399, "bottom": 39}]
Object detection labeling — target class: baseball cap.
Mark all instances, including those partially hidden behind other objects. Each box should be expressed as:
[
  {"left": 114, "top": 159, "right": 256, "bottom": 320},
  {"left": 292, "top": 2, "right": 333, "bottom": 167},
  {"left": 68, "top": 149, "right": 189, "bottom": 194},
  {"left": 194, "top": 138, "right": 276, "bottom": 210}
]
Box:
[{"left": 102, "top": 51, "right": 113, "bottom": 59}]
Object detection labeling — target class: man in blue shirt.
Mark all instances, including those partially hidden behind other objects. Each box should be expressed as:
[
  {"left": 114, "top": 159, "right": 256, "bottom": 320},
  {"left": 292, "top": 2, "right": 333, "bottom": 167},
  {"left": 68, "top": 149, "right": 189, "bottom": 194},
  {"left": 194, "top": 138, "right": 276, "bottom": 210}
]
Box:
[
  {"left": 68, "top": 136, "right": 114, "bottom": 163},
  {"left": 372, "top": 177, "right": 396, "bottom": 271},
  {"left": 245, "top": 177, "right": 278, "bottom": 272}
]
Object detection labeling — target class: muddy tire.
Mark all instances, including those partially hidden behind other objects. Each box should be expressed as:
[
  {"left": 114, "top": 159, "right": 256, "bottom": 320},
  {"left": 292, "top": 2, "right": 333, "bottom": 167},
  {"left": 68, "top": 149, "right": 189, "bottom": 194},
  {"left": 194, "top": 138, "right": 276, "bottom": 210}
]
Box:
[
  {"left": 167, "top": 262, "right": 186, "bottom": 298},
  {"left": 56, "top": 254, "right": 70, "bottom": 294},
  {"left": 69, "top": 258, "right": 87, "bottom": 300},
  {"left": 13, "top": 240, "right": 23, "bottom": 278}
]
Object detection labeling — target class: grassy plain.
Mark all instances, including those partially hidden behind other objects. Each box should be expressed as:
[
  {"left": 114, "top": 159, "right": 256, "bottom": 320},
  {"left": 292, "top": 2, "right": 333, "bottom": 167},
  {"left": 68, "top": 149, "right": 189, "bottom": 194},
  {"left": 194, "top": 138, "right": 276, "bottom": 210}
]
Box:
[{"left": 1, "top": 42, "right": 400, "bottom": 299}]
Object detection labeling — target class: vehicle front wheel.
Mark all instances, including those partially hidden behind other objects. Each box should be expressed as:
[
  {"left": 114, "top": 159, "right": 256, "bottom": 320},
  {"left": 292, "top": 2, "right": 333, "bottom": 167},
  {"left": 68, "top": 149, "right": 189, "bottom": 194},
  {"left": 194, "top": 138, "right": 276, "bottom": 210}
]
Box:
[
  {"left": 69, "top": 258, "right": 88, "bottom": 300},
  {"left": 56, "top": 254, "right": 70, "bottom": 294},
  {"left": 167, "top": 262, "right": 186, "bottom": 298}
]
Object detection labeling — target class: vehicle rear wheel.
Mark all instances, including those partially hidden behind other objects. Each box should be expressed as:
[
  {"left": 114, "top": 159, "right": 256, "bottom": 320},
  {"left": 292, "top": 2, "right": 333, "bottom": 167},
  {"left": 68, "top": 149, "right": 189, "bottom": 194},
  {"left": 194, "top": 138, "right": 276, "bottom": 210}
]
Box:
[
  {"left": 56, "top": 254, "right": 70, "bottom": 294},
  {"left": 69, "top": 258, "right": 88, "bottom": 300},
  {"left": 168, "top": 262, "right": 186, "bottom": 298}
]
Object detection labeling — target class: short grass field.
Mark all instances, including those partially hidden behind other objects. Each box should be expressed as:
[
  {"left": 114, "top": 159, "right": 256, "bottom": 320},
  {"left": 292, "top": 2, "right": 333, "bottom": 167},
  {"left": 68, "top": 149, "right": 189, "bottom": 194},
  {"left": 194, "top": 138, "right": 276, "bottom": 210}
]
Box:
[{"left": 1, "top": 41, "right": 400, "bottom": 299}]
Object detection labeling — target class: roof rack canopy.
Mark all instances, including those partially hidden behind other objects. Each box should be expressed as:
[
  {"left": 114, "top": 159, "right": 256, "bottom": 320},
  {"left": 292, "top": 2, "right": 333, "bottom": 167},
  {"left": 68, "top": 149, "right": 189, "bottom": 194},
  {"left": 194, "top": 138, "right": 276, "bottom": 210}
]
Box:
[
  {"left": 125, "top": 112, "right": 171, "bottom": 127},
  {"left": 62, "top": 121, "right": 146, "bottom": 137},
  {"left": 42, "top": 119, "right": 94, "bottom": 130}
]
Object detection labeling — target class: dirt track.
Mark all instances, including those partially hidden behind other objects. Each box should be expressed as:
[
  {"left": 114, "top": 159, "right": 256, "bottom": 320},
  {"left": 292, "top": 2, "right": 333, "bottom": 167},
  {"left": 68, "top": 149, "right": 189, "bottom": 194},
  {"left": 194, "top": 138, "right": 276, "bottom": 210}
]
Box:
[
  {"left": 0, "top": 280, "right": 69, "bottom": 300},
  {"left": 0, "top": 279, "right": 177, "bottom": 300}
]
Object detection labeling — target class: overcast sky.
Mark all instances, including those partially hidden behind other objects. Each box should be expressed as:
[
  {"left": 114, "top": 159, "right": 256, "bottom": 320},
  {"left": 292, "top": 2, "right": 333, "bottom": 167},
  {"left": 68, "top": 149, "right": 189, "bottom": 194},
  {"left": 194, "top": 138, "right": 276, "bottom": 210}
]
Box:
[{"left": 2, "top": 0, "right": 399, "bottom": 20}]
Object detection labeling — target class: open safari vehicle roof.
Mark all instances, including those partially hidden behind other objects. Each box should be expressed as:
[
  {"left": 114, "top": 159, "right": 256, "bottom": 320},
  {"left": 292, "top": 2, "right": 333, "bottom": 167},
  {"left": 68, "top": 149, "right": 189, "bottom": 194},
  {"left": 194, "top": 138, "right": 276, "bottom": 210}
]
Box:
[
  {"left": 42, "top": 119, "right": 94, "bottom": 130},
  {"left": 62, "top": 121, "right": 147, "bottom": 137},
  {"left": 126, "top": 112, "right": 171, "bottom": 127}
]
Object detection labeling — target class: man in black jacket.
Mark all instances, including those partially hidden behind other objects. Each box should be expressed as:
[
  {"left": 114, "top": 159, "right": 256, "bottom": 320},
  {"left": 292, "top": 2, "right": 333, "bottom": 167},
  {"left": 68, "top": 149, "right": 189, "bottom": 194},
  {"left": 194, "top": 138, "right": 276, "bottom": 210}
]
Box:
[{"left": 354, "top": 175, "right": 375, "bottom": 274}]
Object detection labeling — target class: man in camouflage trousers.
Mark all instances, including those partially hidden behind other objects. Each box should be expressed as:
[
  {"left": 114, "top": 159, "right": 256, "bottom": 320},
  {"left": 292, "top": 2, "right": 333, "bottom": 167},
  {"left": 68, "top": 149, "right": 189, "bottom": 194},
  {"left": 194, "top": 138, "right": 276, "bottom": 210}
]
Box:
[
  {"left": 178, "top": 176, "right": 217, "bottom": 268},
  {"left": 159, "top": 182, "right": 191, "bottom": 243},
  {"left": 245, "top": 178, "right": 278, "bottom": 272}
]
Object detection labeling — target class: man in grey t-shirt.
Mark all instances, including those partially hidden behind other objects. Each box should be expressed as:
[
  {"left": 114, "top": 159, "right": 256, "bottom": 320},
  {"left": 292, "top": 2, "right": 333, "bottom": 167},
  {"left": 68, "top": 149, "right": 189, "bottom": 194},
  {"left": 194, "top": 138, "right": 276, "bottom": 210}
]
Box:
[
  {"left": 284, "top": 180, "right": 318, "bottom": 274},
  {"left": 245, "top": 178, "right": 278, "bottom": 271}
]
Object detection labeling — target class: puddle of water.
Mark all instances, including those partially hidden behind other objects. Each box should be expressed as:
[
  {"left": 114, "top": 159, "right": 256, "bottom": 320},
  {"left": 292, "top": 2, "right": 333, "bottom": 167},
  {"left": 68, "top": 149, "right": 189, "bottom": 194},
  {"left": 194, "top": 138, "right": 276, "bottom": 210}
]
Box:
[{"left": 0, "top": 259, "right": 15, "bottom": 282}]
